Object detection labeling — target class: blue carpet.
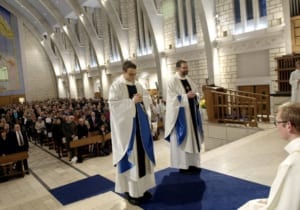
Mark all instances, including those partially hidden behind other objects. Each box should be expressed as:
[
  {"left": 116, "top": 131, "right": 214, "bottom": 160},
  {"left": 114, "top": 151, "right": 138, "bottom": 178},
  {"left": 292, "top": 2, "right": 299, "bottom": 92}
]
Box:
[
  {"left": 50, "top": 175, "right": 114, "bottom": 205},
  {"left": 140, "top": 168, "right": 270, "bottom": 210}
]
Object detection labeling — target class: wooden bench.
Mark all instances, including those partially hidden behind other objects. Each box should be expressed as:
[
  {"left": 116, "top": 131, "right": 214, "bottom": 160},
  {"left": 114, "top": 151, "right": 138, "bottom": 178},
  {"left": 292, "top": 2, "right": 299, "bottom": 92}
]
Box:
[
  {"left": 0, "top": 151, "right": 29, "bottom": 179},
  {"left": 69, "top": 133, "right": 111, "bottom": 157}
]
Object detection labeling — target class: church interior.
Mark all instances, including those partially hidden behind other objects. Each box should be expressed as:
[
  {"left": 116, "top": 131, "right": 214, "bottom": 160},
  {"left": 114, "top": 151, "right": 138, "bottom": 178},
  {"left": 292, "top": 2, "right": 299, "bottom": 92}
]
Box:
[{"left": 0, "top": 0, "right": 300, "bottom": 209}]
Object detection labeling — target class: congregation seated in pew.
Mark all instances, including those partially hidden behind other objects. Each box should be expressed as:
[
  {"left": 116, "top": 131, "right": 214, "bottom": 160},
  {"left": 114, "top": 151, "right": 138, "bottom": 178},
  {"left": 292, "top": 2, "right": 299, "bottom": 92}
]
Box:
[
  {"left": 0, "top": 98, "right": 113, "bottom": 169},
  {"left": 69, "top": 132, "right": 112, "bottom": 163}
]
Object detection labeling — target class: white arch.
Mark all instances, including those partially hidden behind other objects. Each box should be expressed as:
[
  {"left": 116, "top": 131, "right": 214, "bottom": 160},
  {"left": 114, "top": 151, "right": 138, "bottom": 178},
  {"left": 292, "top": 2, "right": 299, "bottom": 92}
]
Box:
[
  {"left": 98, "top": 0, "right": 129, "bottom": 60},
  {"left": 195, "top": 0, "right": 217, "bottom": 85}
]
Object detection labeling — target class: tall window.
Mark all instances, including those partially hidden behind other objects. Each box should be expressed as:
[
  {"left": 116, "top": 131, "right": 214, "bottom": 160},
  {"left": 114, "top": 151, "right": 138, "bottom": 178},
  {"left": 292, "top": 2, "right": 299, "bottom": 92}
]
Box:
[
  {"left": 245, "top": 0, "right": 253, "bottom": 20},
  {"left": 50, "top": 39, "right": 56, "bottom": 55},
  {"left": 89, "top": 42, "right": 97, "bottom": 67},
  {"left": 191, "top": 0, "right": 197, "bottom": 35},
  {"left": 258, "top": 0, "right": 267, "bottom": 17},
  {"left": 62, "top": 65, "right": 67, "bottom": 74},
  {"left": 92, "top": 8, "right": 104, "bottom": 38},
  {"left": 290, "top": 0, "right": 300, "bottom": 17},
  {"left": 0, "top": 67, "right": 8, "bottom": 81},
  {"left": 92, "top": 10, "right": 100, "bottom": 37},
  {"left": 108, "top": 23, "right": 121, "bottom": 63},
  {"left": 112, "top": 0, "right": 123, "bottom": 24},
  {"left": 135, "top": 0, "right": 153, "bottom": 56},
  {"left": 74, "top": 55, "right": 80, "bottom": 72},
  {"left": 62, "top": 33, "right": 68, "bottom": 49},
  {"left": 175, "top": 0, "right": 197, "bottom": 47},
  {"left": 183, "top": 0, "right": 188, "bottom": 37},
  {"left": 233, "top": 0, "right": 267, "bottom": 34},
  {"left": 175, "top": 0, "right": 180, "bottom": 39},
  {"left": 234, "top": 0, "right": 241, "bottom": 23},
  {"left": 74, "top": 21, "right": 81, "bottom": 42}
]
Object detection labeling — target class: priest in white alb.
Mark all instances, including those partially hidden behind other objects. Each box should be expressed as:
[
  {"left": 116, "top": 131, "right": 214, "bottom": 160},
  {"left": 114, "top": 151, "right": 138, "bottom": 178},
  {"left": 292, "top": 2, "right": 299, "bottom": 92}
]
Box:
[
  {"left": 108, "top": 60, "right": 156, "bottom": 205},
  {"left": 164, "top": 59, "right": 204, "bottom": 174},
  {"left": 289, "top": 60, "right": 300, "bottom": 102}
]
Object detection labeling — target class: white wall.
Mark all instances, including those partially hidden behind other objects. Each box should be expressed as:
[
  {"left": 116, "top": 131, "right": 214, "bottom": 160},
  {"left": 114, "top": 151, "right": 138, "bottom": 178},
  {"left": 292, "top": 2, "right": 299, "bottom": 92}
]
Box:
[
  {"left": 237, "top": 51, "right": 269, "bottom": 78},
  {"left": 20, "top": 24, "right": 57, "bottom": 101}
]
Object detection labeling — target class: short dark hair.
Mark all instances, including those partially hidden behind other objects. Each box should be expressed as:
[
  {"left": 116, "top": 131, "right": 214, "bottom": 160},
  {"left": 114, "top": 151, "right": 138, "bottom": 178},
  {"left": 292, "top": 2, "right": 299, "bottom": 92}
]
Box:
[
  {"left": 176, "top": 60, "right": 187, "bottom": 68},
  {"left": 122, "top": 60, "right": 136, "bottom": 72}
]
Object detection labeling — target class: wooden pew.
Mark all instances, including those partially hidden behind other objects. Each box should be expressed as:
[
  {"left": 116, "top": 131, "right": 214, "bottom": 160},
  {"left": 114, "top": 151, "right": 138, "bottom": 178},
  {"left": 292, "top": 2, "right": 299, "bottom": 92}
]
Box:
[
  {"left": 69, "top": 133, "right": 111, "bottom": 157},
  {"left": 0, "top": 151, "right": 29, "bottom": 178}
]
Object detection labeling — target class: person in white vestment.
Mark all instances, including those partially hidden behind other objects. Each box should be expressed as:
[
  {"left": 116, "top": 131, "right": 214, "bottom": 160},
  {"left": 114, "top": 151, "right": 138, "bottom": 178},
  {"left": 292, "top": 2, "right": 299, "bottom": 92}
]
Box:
[
  {"left": 158, "top": 98, "right": 166, "bottom": 123},
  {"left": 238, "top": 102, "right": 300, "bottom": 210},
  {"left": 289, "top": 60, "right": 300, "bottom": 102},
  {"left": 164, "top": 60, "right": 204, "bottom": 174},
  {"left": 108, "top": 61, "right": 156, "bottom": 205}
]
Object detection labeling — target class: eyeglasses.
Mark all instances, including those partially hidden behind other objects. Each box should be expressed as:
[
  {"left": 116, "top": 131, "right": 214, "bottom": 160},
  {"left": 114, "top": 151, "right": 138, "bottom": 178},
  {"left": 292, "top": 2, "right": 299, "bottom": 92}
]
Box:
[{"left": 273, "top": 121, "right": 287, "bottom": 126}]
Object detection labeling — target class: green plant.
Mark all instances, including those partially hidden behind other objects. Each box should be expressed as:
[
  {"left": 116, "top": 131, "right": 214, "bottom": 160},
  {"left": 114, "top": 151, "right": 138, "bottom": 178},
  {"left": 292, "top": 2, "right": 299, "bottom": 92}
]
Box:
[{"left": 200, "top": 99, "right": 206, "bottom": 109}]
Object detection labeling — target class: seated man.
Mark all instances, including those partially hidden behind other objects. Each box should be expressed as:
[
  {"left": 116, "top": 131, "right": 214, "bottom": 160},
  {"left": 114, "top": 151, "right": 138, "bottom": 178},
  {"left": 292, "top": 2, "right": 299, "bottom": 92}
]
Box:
[
  {"left": 76, "top": 118, "right": 89, "bottom": 163},
  {"left": 11, "top": 123, "right": 29, "bottom": 175},
  {"left": 239, "top": 102, "right": 300, "bottom": 210}
]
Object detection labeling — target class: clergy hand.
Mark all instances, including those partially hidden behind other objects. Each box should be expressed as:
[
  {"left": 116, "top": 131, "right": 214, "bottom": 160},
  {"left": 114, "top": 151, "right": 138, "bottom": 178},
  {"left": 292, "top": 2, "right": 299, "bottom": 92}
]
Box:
[
  {"left": 133, "top": 93, "right": 143, "bottom": 103},
  {"left": 187, "top": 91, "right": 196, "bottom": 98}
]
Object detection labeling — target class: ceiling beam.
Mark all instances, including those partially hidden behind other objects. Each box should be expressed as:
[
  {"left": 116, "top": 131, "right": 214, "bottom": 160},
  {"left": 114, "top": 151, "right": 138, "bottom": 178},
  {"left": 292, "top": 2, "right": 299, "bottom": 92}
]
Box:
[
  {"left": 98, "top": 0, "right": 129, "bottom": 61},
  {"left": 38, "top": 0, "right": 86, "bottom": 70},
  {"left": 67, "top": 0, "right": 105, "bottom": 66}
]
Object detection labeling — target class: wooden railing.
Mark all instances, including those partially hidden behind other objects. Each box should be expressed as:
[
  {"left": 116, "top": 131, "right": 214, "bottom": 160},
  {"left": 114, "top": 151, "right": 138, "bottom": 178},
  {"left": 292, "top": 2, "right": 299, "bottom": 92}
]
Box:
[
  {"left": 204, "top": 86, "right": 271, "bottom": 126},
  {"left": 228, "top": 89, "right": 270, "bottom": 120}
]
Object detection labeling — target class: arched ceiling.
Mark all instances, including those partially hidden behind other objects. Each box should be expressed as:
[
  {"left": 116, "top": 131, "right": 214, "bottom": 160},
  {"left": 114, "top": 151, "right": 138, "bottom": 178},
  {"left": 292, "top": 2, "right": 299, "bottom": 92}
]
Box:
[
  {"left": 2, "top": 0, "right": 101, "bottom": 35},
  {"left": 0, "top": 0, "right": 108, "bottom": 75},
  {"left": 0, "top": 0, "right": 217, "bottom": 89}
]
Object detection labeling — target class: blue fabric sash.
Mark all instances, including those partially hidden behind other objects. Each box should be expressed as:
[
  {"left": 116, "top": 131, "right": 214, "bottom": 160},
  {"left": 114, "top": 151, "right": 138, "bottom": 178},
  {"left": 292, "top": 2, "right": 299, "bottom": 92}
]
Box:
[
  {"left": 165, "top": 95, "right": 187, "bottom": 145},
  {"left": 136, "top": 103, "right": 156, "bottom": 165},
  {"left": 175, "top": 95, "right": 187, "bottom": 145},
  {"left": 175, "top": 107, "right": 187, "bottom": 145},
  {"left": 118, "top": 118, "right": 136, "bottom": 173},
  {"left": 118, "top": 103, "right": 155, "bottom": 174},
  {"left": 195, "top": 104, "right": 204, "bottom": 139}
]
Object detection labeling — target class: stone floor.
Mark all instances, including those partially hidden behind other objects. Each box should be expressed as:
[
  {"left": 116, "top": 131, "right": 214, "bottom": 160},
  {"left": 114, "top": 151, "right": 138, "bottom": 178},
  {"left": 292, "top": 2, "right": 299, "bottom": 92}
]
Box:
[{"left": 0, "top": 122, "right": 287, "bottom": 210}]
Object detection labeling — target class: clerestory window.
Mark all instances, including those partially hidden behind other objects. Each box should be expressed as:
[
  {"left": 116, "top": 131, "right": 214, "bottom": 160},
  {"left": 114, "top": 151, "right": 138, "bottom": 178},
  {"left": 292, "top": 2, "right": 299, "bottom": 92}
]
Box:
[
  {"left": 135, "top": 0, "right": 153, "bottom": 56},
  {"left": 74, "top": 55, "right": 80, "bottom": 72},
  {"left": 89, "top": 41, "right": 97, "bottom": 68},
  {"left": 175, "top": 0, "right": 197, "bottom": 47},
  {"left": 108, "top": 23, "right": 121, "bottom": 63},
  {"left": 233, "top": 0, "right": 267, "bottom": 35}
]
